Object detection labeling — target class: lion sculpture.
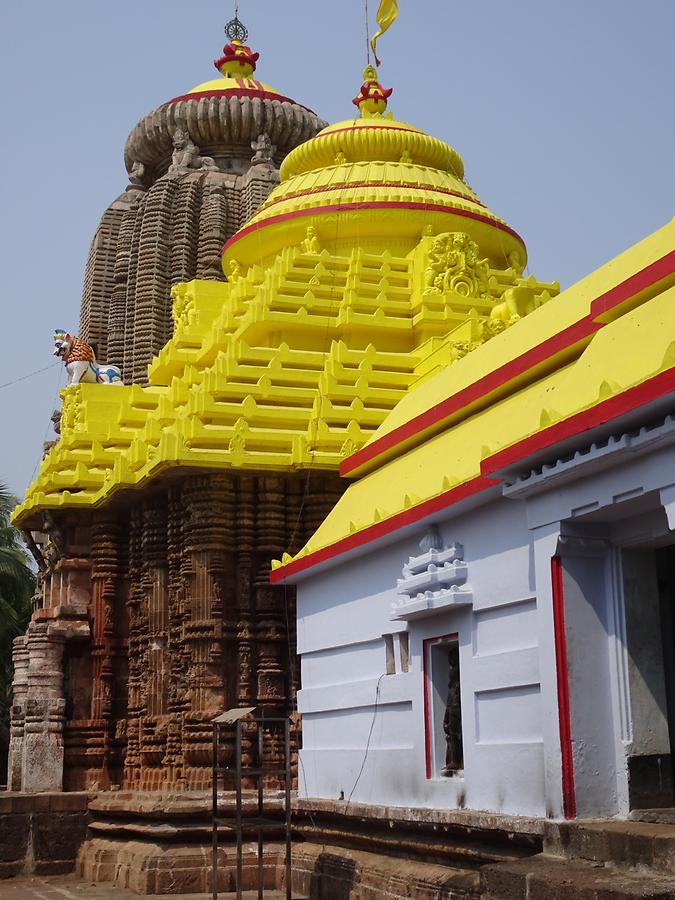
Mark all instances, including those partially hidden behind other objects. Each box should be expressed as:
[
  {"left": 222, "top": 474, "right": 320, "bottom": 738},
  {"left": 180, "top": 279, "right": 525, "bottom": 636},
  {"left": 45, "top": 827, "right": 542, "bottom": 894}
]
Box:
[{"left": 53, "top": 330, "right": 123, "bottom": 386}]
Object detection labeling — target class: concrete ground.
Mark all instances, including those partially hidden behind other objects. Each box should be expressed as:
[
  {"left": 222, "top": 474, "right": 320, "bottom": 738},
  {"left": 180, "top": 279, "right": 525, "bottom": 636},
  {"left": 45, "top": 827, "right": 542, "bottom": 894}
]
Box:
[{"left": 0, "top": 876, "right": 298, "bottom": 900}]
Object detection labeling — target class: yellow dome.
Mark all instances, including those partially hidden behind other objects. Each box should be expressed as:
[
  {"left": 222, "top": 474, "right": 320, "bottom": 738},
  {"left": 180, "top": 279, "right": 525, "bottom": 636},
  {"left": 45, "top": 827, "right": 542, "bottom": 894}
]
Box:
[
  {"left": 163, "top": 39, "right": 312, "bottom": 109},
  {"left": 222, "top": 110, "right": 526, "bottom": 271},
  {"left": 164, "top": 74, "right": 305, "bottom": 107}
]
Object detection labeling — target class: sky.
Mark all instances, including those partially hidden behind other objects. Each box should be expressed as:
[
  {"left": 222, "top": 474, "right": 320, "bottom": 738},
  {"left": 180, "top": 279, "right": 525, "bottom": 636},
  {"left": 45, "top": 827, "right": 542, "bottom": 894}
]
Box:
[{"left": 0, "top": 0, "right": 673, "bottom": 499}]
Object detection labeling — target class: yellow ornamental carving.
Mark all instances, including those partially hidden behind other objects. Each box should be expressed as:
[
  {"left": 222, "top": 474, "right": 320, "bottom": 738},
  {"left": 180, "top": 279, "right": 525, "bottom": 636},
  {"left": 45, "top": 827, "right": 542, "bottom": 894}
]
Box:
[{"left": 423, "top": 232, "right": 491, "bottom": 298}]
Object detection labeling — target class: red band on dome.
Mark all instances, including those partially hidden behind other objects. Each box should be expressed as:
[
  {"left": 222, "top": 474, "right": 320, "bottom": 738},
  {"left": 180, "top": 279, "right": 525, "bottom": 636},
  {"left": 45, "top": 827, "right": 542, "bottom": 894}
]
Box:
[
  {"left": 258, "top": 181, "right": 487, "bottom": 214},
  {"left": 222, "top": 201, "right": 526, "bottom": 256}
]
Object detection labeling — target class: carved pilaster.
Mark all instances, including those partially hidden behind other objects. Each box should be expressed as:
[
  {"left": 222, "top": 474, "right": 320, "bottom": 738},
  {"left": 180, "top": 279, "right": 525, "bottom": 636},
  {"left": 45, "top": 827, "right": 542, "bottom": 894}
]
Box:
[
  {"left": 107, "top": 194, "right": 144, "bottom": 381},
  {"left": 7, "top": 635, "right": 29, "bottom": 790},
  {"left": 181, "top": 475, "right": 235, "bottom": 784},
  {"left": 21, "top": 623, "right": 66, "bottom": 792},
  {"left": 197, "top": 178, "right": 230, "bottom": 280},
  {"left": 124, "top": 505, "right": 145, "bottom": 786}
]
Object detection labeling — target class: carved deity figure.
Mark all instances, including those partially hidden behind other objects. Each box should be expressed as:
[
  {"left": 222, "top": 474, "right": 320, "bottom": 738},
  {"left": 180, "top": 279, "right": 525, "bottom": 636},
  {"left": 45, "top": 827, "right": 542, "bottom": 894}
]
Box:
[
  {"left": 443, "top": 642, "right": 464, "bottom": 774},
  {"left": 127, "top": 160, "right": 147, "bottom": 189},
  {"left": 423, "top": 231, "right": 490, "bottom": 298},
  {"left": 508, "top": 249, "right": 525, "bottom": 277},
  {"left": 424, "top": 231, "right": 490, "bottom": 297},
  {"left": 228, "top": 259, "right": 242, "bottom": 282},
  {"left": 53, "top": 329, "right": 123, "bottom": 386},
  {"left": 301, "top": 226, "right": 321, "bottom": 254},
  {"left": 250, "top": 132, "right": 275, "bottom": 165},
  {"left": 169, "top": 129, "right": 218, "bottom": 174}
]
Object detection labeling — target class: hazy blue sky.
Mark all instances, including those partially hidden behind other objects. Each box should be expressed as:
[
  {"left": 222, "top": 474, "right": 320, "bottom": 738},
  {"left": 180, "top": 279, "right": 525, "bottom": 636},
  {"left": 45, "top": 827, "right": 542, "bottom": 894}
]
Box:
[{"left": 1, "top": 1, "right": 673, "bottom": 498}]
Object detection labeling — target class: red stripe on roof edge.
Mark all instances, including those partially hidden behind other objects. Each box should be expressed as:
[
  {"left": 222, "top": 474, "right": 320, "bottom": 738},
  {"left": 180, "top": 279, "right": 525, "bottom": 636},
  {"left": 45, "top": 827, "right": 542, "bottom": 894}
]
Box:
[
  {"left": 590, "top": 248, "right": 675, "bottom": 320},
  {"left": 269, "top": 475, "right": 498, "bottom": 584},
  {"left": 480, "top": 365, "right": 675, "bottom": 476},
  {"left": 341, "top": 248, "right": 675, "bottom": 478},
  {"left": 271, "top": 363, "right": 675, "bottom": 584},
  {"left": 340, "top": 317, "right": 600, "bottom": 477}
]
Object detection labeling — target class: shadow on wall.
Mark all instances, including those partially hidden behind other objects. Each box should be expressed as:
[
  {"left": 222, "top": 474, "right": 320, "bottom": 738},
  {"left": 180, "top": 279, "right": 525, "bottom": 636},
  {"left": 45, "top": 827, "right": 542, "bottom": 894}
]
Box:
[{"left": 309, "top": 852, "right": 357, "bottom": 900}]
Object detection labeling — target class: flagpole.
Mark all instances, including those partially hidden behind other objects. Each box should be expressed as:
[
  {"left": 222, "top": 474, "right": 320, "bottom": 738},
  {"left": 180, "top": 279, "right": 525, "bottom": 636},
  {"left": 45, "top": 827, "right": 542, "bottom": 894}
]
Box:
[{"left": 365, "top": 0, "right": 371, "bottom": 66}]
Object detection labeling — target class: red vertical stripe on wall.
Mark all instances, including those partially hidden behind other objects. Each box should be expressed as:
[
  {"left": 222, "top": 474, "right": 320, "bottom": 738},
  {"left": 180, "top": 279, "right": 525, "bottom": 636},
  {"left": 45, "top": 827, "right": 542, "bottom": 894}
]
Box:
[
  {"left": 422, "top": 637, "right": 433, "bottom": 780},
  {"left": 551, "top": 555, "right": 576, "bottom": 819}
]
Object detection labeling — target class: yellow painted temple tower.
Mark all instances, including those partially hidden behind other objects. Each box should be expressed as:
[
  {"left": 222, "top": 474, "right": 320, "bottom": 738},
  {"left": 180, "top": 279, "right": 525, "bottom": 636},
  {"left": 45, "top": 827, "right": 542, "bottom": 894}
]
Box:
[{"left": 11, "top": 47, "right": 556, "bottom": 797}]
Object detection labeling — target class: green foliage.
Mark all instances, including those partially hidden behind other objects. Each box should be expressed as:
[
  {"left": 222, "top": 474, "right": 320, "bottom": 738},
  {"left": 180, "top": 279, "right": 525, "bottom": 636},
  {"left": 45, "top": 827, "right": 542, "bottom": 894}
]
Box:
[{"left": 0, "top": 482, "right": 35, "bottom": 729}]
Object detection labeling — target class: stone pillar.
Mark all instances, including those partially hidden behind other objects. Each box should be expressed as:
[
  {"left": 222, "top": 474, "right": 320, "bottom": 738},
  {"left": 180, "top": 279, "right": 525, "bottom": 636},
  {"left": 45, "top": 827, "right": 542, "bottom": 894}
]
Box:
[
  {"left": 182, "top": 475, "right": 235, "bottom": 786},
  {"left": 124, "top": 505, "right": 145, "bottom": 787},
  {"left": 7, "top": 635, "right": 29, "bottom": 791},
  {"left": 21, "top": 623, "right": 66, "bottom": 792}
]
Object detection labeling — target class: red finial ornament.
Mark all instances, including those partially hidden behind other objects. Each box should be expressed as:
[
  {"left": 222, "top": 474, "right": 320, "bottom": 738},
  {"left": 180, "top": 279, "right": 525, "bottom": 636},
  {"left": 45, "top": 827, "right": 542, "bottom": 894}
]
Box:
[{"left": 352, "top": 65, "right": 393, "bottom": 117}]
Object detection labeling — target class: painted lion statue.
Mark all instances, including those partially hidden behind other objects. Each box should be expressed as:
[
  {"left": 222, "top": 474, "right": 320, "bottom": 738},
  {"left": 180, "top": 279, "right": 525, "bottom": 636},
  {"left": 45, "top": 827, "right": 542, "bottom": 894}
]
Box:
[{"left": 53, "top": 329, "right": 123, "bottom": 386}]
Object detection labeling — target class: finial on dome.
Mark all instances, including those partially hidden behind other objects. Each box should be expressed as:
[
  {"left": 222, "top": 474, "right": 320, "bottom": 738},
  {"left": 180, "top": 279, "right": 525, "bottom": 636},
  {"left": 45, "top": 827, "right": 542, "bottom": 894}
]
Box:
[
  {"left": 352, "top": 65, "right": 393, "bottom": 118},
  {"left": 214, "top": 12, "right": 259, "bottom": 78}
]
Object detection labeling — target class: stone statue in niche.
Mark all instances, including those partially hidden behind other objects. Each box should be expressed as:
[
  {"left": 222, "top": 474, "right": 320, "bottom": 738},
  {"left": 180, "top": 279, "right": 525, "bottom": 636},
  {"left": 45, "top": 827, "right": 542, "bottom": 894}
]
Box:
[
  {"left": 301, "top": 226, "right": 321, "bottom": 254},
  {"left": 250, "top": 132, "right": 275, "bottom": 165},
  {"left": 442, "top": 641, "right": 464, "bottom": 774},
  {"left": 508, "top": 249, "right": 525, "bottom": 277},
  {"left": 127, "top": 160, "right": 147, "bottom": 190},
  {"left": 169, "top": 129, "right": 218, "bottom": 173},
  {"left": 228, "top": 259, "right": 242, "bottom": 282}
]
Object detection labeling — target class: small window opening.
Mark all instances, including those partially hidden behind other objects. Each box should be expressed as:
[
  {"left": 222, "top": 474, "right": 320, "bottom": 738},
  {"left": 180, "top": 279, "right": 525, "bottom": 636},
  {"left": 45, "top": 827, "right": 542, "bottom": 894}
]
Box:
[
  {"left": 383, "top": 634, "right": 396, "bottom": 674},
  {"left": 426, "top": 635, "right": 464, "bottom": 778},
  {"left": 399, "top": 632, "right": 410, "bottom": 673},
  {"left": 442, "top": 641, "right": 463, "bottom": 775}
]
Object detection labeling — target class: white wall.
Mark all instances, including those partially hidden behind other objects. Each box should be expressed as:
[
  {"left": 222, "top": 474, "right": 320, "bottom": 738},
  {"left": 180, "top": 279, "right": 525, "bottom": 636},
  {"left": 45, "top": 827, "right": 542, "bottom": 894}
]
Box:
[{"left": 296, "top": 497, "right": 548, "bottom": 817}]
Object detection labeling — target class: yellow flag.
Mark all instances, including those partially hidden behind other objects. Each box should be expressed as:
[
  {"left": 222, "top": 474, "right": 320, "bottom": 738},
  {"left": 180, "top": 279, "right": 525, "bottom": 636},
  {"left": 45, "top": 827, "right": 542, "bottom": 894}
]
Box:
[{"left": 370, "top": 0, "right": 398, "bottom": 66}]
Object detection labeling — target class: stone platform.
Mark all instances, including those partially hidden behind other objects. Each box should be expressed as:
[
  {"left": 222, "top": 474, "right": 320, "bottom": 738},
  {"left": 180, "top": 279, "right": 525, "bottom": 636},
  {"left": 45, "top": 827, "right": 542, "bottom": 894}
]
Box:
[
  {"left": 75, "top": 791, "right": 544, "bottom": 896},
  {"left": 4, "top": 792, "right": 675, "bottom": 898},
  {"left": 0, "top": 792, "right": 91, "bottom": 878}
]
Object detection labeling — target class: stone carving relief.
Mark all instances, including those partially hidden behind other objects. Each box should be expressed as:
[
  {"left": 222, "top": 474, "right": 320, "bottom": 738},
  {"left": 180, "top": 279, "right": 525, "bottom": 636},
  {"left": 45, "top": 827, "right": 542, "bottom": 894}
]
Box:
[
  {"left": 127, "top": 160, "right": 148, "bottom": 191},
  {"left": 423, "top": 232, "right": 491, "bottom": 298},
  {"left": 301, "top": 226, "right": 321, "bottom": 254},
  {"left": 169, "top": 129, "right": 219, "bottom": 174},
  {"left": 251, "top": 132, "right": 275, "bottom": 165}
]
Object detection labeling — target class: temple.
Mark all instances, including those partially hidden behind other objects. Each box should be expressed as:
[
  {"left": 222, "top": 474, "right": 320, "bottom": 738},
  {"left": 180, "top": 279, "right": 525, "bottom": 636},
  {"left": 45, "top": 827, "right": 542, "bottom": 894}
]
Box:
[{"left": 5, "top": 12, "right": 675, "bottom": 900}]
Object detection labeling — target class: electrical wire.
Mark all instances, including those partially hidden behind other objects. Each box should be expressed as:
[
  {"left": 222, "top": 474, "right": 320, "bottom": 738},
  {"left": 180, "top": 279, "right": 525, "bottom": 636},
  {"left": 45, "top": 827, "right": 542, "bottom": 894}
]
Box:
[
  {"left": 344, "top": 673, "right": 385, "bottom": 814},
  {"left": 0, "top": 361, "right": 60, "bottom": 391}
]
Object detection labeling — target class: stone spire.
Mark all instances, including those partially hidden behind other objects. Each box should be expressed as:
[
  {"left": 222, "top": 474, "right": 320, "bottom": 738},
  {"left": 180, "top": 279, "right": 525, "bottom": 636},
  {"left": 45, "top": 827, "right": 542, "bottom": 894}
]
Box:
[{"left": 79, "top": 31, "right": 326, "bottom": 384}]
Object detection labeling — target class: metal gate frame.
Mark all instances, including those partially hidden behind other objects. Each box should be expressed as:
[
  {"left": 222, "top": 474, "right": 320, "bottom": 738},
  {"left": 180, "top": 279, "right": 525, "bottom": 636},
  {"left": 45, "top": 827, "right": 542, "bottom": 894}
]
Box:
[{"left": 211, "top": 707, "right": 292, "bottom": 900}]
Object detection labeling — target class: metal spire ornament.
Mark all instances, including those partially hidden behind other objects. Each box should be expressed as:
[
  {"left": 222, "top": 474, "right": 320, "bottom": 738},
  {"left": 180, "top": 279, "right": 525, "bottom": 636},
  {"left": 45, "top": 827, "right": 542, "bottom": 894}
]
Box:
[{"left": 225, "top": 0, "right": 248, "bottom": 42}]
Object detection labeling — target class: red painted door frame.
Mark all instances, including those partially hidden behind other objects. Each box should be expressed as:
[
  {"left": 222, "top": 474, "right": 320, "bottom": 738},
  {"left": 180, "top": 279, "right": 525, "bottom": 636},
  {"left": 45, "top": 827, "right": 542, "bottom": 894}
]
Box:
[{"left": 551, "top": 555, "right": 577, "bottom": 819}]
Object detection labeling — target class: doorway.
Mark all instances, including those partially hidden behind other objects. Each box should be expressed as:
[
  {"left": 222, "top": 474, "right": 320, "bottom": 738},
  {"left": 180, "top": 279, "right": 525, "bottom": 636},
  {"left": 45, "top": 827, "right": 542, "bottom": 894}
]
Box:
[{"left": 622, "top": 545, "right": 675, "bottom": 809}]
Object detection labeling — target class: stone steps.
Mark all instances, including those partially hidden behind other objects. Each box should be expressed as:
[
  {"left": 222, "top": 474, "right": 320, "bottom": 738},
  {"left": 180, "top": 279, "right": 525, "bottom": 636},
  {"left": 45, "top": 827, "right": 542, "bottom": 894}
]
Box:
[
  {"left": 481, "top": 855, "right": 675, "bottom": 900},
  {"left": 544, "top": 819, "right": 675, "bottom": 877},
  {"left": 292, "top": 843, "right": 481, "bottom": 900}
]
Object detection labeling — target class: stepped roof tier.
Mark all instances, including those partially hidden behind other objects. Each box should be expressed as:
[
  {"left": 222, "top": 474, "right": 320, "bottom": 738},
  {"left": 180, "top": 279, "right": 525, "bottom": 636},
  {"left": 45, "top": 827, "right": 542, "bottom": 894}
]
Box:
[
  {"left": 270, "top": 219, "right": 675, "bottom": 583},
  {"left": 14, "top": 69, "right": 558, "bottom": 528}
]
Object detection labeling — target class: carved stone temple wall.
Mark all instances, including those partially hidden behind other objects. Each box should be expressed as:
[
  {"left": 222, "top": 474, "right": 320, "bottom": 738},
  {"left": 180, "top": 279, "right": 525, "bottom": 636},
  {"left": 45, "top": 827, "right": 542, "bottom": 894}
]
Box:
[
  {"left": 79, "top": 65, "right": 325, "bottom": 384},
  {"left": 9, "top": 472, "right": 343, "bottom": 792}
]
